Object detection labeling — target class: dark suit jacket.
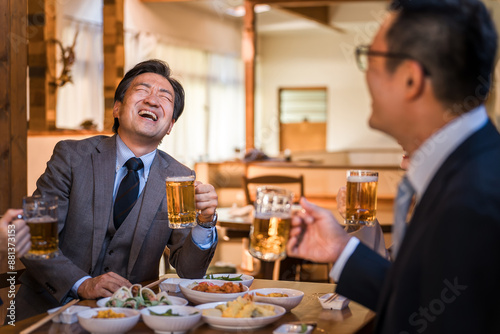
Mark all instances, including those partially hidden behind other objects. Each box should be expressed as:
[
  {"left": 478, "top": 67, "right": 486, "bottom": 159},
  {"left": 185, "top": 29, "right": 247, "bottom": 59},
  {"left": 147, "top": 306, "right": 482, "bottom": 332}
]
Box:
[
  {"left": 16, "top": 135, "right": 217, "bottom": 319},
  {"left": 337, "top": 121, "right": 500, "bottom": 333}
]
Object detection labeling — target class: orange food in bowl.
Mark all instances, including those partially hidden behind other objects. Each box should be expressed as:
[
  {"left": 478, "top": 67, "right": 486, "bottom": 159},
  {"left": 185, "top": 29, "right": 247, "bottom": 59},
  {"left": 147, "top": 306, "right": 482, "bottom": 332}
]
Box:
[{"left": 92, "top": 309, "right": 127, "bottom": 319}]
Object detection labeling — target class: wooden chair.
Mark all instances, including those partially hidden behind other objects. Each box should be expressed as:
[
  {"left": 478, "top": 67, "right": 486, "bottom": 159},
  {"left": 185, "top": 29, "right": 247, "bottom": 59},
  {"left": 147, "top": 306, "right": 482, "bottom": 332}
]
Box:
[{"left": 241, "top": 175, "right": 304, "bottom": 205}]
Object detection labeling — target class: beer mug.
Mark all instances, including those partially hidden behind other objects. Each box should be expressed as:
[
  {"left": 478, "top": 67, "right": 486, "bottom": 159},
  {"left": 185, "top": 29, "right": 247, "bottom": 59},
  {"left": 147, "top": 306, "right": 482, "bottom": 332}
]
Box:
[
  {"left": 166, "top": 175, "right": 197, "bottom": 229},
  {"left": 23, "top": 195, "right": 60, "bottom": 259},
  {"left": 249, "top": 186, "right": 293, "bottom": 262},
  {"left": 345, "top": 170, "right": 378, "bottom": 226}
]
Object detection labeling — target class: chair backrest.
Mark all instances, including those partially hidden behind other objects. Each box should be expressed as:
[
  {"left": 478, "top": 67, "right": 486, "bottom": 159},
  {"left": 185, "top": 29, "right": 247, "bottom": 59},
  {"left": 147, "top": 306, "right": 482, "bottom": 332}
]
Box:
[{"left": 242, "top": 174, "right": 304, "bottom": 205}]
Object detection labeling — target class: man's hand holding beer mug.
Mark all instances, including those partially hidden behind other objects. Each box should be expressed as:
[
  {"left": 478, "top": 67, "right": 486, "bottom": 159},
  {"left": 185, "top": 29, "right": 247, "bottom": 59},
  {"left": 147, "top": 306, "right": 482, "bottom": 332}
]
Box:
[
  {"left": 166, "top": 175, "right": 218, "bottom": 229},
  {"left": 0, "top": 209, "right": 31, "bottom": 272}
]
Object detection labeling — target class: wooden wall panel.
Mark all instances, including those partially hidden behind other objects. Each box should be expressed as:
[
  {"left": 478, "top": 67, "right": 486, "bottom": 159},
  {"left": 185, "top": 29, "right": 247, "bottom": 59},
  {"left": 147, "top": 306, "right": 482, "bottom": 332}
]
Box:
[
  {"left": 103, "top": 0, "right": 125, "bottom": 131},
  {"left": 0, "top": 0, "right": 28, "bottom": 211}
]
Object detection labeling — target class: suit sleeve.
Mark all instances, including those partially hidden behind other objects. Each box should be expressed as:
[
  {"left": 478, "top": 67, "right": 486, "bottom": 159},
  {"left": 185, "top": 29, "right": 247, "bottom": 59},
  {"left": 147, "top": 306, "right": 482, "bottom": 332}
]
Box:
[
  {"left": 336, "top": 242, "right": 391, "bottom": 311},
  {"left": 167, "top": 228, "right": 217, "bottom": 279},
  {"left": 21, "top": 140, "right": 89, "bottom": 303}
]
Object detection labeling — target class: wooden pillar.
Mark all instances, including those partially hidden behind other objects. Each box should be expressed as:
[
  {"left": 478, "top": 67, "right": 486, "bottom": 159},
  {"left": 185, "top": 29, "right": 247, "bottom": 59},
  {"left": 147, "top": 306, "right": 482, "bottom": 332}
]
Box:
[
  {"left": 243, "top": 0, "right": 256, "bottom": 151},
  {"left": 27, "top": 0, "right": 57, "bottom": 131},
  {"left": 103, "top": 0, "right": 125, "bottom": 131},
  {"left": 0, "top": 0, "right": 28, "bottom": 211}
]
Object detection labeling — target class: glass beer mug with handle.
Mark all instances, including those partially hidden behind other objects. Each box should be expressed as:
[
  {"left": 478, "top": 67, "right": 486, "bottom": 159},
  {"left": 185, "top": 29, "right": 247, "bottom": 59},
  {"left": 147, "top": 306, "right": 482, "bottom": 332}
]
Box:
[
  {"left": 345, "top": 170, "right": 378, "bottom": 226},
  {"left": 23, "top": 195, "right": 60, "bottom": 259},
  {"left": 249, "top": 186, "right": 293, "bottom": 262}
]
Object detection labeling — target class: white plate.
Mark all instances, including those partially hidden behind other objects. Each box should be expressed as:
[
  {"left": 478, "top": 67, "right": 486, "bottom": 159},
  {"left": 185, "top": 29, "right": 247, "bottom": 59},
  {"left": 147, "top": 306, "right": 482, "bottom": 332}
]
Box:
[
  {"left": 195, "top": 301, "right": 286, "bottom": 330},
  {"left": 252, "top": 288, "right": 304, "bottom": 312},
  {"left": 179, "top": 280, "right": 249, "bottom": 305},
  {"left": 96, "top": 295, "right": 188, "bottom": 308},
  {"left": 141, "top": 305, "right": 202, "bottom": 333},
  {"left": 203, "top": 273, "right": 254, "bottom": 287}
]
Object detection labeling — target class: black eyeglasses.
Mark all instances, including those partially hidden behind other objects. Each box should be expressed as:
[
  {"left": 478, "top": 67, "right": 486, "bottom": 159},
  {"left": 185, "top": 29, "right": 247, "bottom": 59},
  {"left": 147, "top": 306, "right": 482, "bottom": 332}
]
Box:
[{"left": 355, "top": 45, "right": 430, "bottom": 76}]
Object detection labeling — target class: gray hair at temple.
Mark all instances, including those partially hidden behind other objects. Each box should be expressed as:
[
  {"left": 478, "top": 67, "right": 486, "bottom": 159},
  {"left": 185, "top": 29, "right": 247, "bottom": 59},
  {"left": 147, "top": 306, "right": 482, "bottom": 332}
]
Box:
[
  {"left": 112, "top": 59, "right": 185, "bottom": 133},
  {"left": 386, "top": 0, "right": 498, "bottom": 113}
]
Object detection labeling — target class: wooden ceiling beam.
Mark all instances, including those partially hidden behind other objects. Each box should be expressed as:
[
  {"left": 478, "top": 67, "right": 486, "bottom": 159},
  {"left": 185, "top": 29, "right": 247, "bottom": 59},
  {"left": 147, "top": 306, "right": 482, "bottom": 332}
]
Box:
[{"left": 278, "top": 6, "right": 329, "bottom": 25}]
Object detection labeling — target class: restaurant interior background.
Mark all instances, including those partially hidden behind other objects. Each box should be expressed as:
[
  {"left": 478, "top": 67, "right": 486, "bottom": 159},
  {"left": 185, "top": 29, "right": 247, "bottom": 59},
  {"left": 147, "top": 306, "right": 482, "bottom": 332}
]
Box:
[{"left": 3, "top": 0, "right": 500, "bottom": 323}]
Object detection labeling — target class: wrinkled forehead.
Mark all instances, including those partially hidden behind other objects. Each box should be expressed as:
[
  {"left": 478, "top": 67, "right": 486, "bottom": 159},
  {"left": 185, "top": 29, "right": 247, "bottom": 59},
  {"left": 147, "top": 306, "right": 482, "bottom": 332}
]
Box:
[{"left": 129, "top": 72, "right": 174, "bottom": 96}]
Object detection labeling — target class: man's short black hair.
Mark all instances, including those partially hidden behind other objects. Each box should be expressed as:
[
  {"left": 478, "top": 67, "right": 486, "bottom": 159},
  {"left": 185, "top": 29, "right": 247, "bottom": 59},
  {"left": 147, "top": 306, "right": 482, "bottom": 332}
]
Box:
[
  {"left": 387, "top": 0, "right": 497, "bottom": 112},
  {"left": 112, "top": 59, "right": 185, "bottom": 133}
]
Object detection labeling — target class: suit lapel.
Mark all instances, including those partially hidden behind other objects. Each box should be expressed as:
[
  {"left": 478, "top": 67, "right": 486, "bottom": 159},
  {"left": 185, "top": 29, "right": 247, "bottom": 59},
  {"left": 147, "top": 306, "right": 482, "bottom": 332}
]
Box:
[
  {"left": 127, "top": 152, "right": 171, "bottom": 276},
  {"left": 91, "top": 136, "right": 117, "bottom": 271}
]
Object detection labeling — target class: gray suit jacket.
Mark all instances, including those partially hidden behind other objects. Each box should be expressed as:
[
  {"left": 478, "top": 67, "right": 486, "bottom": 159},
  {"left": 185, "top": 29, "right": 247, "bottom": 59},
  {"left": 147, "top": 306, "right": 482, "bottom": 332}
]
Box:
[{"left": 16, "top": 135, "right": 217, "bottom": 319}]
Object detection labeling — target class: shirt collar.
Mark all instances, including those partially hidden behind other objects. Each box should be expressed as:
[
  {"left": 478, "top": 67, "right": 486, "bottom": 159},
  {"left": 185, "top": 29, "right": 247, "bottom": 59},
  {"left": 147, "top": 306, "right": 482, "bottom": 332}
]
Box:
[
  {"left": 115, "top": 135, "right": 157, "bottom": 179},
  {"left": 407, "top": 105, "right": 488, "bottom": 201}
]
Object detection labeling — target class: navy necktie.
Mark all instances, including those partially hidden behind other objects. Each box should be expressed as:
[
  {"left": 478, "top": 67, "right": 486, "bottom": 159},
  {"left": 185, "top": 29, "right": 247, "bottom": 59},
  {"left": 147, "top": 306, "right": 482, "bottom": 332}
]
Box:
[{"left": 114, "top": 157, "right": 144, "bottom": 229}]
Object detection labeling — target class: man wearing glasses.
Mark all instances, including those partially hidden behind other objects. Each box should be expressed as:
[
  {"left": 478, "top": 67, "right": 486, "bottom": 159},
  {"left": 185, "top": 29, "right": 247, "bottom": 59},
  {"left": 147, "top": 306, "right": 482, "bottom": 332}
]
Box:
[{"left": 288, "top": 0, "right": 500, "bottom": 332}]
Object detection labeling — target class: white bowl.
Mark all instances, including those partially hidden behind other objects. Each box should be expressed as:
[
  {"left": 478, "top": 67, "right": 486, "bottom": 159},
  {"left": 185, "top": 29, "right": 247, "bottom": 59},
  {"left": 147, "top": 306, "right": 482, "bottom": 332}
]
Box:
[
  {"left": 77, "top": 307, "right": 140, "bottom": 334},
  {"left": 251, "top": 288, "right": 304, "bottom": 312},
  {"left": 159, "top": 278, "right": 191, "bottom": 293},
  {"left": 96, "top": 296, "right": 188, "bottom": 308},
  {"left": 195, "top": 301, "right": 286, "bottom": 330},
  {"left": 141, "top": 305, "right": 202, "bottom": 334},
  {"left": 179, "top": 279, "right": 249, "bottom": 305},
  {"left": 203, "top": 273, "right": 254, "bottom": 287}
]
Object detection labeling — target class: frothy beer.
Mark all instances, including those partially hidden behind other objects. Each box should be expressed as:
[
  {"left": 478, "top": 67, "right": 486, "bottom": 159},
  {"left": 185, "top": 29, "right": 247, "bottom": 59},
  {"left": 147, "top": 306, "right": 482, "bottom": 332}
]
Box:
[
  {"left": 27, "top": 216, "right": 58, "bottom": 257},
  {"left": 345, "top": 171, "right": 378, "bottom": 226},
  {"left": 166, "top": 175, "right": 197, "bottom": 229},
  {"left": 249, "top": 213, "right": 291, "bottom": 262}
]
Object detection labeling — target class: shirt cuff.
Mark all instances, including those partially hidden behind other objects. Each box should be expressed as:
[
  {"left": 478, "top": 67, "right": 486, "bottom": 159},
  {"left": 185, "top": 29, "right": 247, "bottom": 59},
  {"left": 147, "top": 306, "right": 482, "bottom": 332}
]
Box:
[
  {"left": 71, "top": 276, "right": 91, "bottom": 298},
  {"left": 330, "top": 237, "right": 360, "bottom": 282},
  {"left": 191, "top": 225, "right": 217, "bottom": 250}
]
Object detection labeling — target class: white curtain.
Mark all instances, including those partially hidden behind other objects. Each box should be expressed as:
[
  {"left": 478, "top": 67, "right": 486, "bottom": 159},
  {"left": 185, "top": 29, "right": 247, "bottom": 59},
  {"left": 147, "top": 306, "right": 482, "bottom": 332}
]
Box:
[
  {"left": 125, "top": 32, "right": 245, "bottom": 167},
  {"left": 56, "top": 19, "right": 104, "bottom": 130}
]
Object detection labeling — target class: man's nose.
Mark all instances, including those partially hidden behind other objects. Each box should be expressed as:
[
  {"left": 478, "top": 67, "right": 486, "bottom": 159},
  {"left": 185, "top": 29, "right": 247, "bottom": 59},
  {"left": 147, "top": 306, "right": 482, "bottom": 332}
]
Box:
[{"left": 143, "top": 93, "right": 160, "bottom": 106}]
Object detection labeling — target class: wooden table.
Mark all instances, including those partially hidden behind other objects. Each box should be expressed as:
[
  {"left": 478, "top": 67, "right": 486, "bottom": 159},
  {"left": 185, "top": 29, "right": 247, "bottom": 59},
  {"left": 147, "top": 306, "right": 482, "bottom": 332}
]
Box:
[{"left": 3, "top": 279, "right": 375, "bottom": 333}]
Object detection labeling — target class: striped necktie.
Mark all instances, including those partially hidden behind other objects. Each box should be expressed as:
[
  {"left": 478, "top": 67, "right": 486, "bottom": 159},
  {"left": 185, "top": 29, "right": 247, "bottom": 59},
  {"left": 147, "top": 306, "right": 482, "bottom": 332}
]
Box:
[
  {"left": 114, "top": 157, "right": 144, "bottom": 229},
  {"left": 391, "top": 175, "right": 415, "bottom": 259}
]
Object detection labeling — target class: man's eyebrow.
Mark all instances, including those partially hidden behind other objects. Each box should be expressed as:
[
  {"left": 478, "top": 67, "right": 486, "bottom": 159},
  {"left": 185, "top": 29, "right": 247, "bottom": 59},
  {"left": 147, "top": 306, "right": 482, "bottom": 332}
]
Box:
[{"left": 134, "top": 82, "right": 173, "bottom": 97}]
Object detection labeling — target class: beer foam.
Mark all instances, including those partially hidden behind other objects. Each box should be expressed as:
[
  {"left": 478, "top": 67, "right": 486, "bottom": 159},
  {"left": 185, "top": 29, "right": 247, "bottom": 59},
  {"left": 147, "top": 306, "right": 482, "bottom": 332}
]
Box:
[
  {"left": 347, "top": 175, "right": 378, "bottom": 182},
  {"left": 166, "top": 175, "right": 195, "bottom": 182}
]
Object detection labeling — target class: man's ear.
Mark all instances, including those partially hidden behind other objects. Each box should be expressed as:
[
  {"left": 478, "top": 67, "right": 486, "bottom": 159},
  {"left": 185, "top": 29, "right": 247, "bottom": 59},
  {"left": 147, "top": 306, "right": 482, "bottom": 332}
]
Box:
[
  {"left": 112, "top": 101, "right": 121, "bottom": 118},
  {"left": 166, "top": 120, "right": 175, "bottom": 135},
  {"left": 404, "top": 61, "right": 425, "bottom": 100}
]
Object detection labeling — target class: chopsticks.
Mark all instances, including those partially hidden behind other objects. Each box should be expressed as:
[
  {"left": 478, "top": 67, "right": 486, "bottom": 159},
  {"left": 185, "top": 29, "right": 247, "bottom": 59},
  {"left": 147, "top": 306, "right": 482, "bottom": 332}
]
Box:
[
  {"left": 144, "top": 275, "right": 168, "bottom": 289},
  {"left": 20, "top": 299, "right": 79, "bottom": 334}
]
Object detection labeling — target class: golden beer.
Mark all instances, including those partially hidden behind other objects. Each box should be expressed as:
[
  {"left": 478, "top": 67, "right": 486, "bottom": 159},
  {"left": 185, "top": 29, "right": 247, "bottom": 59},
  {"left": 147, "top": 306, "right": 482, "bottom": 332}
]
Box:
[
  {"left": 23, "top": 195, "right": 60, "bottom": 259},
  {"left": 27, "top": 217, "right": 59, "bottom": 258},
  {"left": 249, "top": 214, "right": 291, "bottom": 261},
  {"left": 345, "top": 171, "right": 378, "bottom": 226},
  {"left": 166, "top": 175, "right": 197, "bottom": 229}
]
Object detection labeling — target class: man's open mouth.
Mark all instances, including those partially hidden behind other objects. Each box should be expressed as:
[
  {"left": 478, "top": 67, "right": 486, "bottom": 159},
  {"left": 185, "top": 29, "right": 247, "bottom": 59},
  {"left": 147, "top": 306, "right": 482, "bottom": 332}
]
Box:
[{"left": 138, "top": 110, "right": 158, "bottom": 121}]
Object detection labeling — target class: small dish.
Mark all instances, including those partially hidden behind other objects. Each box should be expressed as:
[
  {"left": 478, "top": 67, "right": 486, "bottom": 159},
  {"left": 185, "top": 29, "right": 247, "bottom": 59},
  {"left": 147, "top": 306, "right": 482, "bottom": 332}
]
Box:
[
  {"left": 47, "top": 305, "right": 91, "bottom": 324},
  {"left": 273, "top": 323, "right": 314, "bottom": 334},
  {"left": 141, "top": 305, "right": 202, "bottom": 334},
  {"left": 77, "top": 307, "right": 140, "bottom": 334},
  {"left": 203, "top": 273, "right": 254, "bottom": 287},
  {"left": 251, "top": 288, "right": 304, "bottom": 312},
  {"left": 179, "top": 280, "right": 249, "bottom": 305},
  {"left": 318, "top": 293, "right": 350, "bottom": 310},
  {"left": 195, "top": 301, "right": 286, "bottom": 330}
]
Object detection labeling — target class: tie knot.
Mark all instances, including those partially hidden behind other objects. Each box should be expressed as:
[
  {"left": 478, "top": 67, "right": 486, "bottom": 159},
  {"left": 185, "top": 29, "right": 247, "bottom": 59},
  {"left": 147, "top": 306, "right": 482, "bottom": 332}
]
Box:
[{"left": 125, "top": 157, "right": 144, "bottom": 171}]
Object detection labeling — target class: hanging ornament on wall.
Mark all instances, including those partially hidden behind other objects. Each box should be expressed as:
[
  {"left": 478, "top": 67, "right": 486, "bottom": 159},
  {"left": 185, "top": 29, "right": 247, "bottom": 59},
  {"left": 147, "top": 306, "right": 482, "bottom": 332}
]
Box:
[{"left": 50, "top": 29, "right": 79, "bottom": 87}]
